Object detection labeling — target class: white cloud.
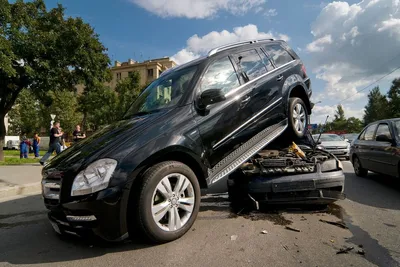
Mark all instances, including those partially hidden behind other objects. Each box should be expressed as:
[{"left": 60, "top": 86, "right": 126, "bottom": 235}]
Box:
[
  {"left": 130, "top": 0, "right": 266, "bottom": 19},
  {"left": 264, "top": 9, "right": 277, "bottom": 17},
  {"left": 306, "top": 0, "right": 400, "bottom": 103},
  {"left": 306, "top": 35, "right": 332, "bottom": 52},
  {"left": 310, "top": 104, "right": 364, "bottom": 124},
  {"left": 171, "top": 24, "right": 290, "bottom": 64}
]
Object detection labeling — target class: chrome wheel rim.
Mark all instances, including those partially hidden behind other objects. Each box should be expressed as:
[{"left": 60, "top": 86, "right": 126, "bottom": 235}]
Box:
[
  {"left": 292, "top": 103, "right": 306, "bottom": 134},
  {"left": 151, "top": 173, "right": 195, "bottom": 232}
]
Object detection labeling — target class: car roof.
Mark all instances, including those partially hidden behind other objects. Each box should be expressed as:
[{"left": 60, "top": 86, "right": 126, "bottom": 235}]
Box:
[{"left": 366, "top": 118, "right": 400, "bottom": 126}]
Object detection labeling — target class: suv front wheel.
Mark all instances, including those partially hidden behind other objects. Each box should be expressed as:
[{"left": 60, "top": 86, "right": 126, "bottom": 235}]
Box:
[
  {"left": 135, "top": 161, "right": 200, "bottom": 243},
  {"left": 288, "top": 97, "right": 308, "bottom": 138}
]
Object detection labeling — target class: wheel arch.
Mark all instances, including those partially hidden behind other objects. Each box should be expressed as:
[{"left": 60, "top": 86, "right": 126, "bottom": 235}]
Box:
[{"left": 289, "top": 85, "right": 312, "bottom": 115}]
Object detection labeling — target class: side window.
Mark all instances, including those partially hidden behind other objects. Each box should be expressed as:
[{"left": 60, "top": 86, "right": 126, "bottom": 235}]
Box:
[
  {"left": 362, "top": 124, "right": 377, "bottom": 141},
  {"left": 200, "top": 57, "right": 240, "bottom": 94},
  {"left": 258, "top": 50, "right": 275, "bottom": 72},
  {"left": 263, "top": 44, "right": 294, "bottom": 67},
  {"left": 232, "top": 49, "right": 267, "bottom": 81},
  {"left": 375, "top": 124, "right": 392, "bottom": 139}
]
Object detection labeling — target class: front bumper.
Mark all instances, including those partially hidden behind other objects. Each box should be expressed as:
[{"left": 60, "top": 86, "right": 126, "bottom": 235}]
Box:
[
  {"left": 324, "top": 148, "right": 349, "bottom": 158},
  {"left": 228, "top": 166, "right": 345, "bottom": 205},
  {"left": 45, "top": 186, "right": 129, "bottom": 242}
]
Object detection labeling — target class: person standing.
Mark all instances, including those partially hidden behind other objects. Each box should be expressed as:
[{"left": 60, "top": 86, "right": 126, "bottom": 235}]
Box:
[
  {"left": 40, "top": 122, "right": 64, "bottom": 165},
  {"left": 73, "top": 125, "right": 86, "bottom": 143},
  {"left": 19, "top": 134, "right": 29, "bottom": 159},
  {"left": 32, "top": 133, "right": 41, "bottom": 158}
]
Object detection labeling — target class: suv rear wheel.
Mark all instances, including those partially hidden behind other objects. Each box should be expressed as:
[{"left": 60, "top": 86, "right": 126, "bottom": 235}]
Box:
[
  {"left": 288, "top": 97, "right": 308, "bottom": 138},
  {"left": 135, "top": 161, "right": 200, "bottom": 243}
]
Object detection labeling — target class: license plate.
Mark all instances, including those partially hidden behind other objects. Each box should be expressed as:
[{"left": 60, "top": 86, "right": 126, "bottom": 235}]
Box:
[
  {"left": 330, "top": 150, "right": 344, "bottom": 154},
  {"left": 50, "top": 221, "right": 61, "bottom": 234}
]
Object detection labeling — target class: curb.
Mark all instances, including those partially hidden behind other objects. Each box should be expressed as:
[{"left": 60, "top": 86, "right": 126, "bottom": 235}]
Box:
[{"left": 0, "top": 182, "right": 41, "bottom": 199}]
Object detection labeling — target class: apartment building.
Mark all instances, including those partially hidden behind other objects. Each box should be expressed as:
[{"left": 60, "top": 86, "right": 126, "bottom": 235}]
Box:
[{"left": 76, "top": 57, "right": 176, "bottom": 94}]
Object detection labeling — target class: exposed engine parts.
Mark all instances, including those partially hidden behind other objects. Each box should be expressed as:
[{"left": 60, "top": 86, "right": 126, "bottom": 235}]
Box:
[{"left": 240, "top": 143, "right": 335, "bottom": 176}]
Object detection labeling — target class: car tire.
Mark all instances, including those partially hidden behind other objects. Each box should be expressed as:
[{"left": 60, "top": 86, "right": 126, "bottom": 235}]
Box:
[
  {"left": 135, "top": 161, "right": 200, "bottom": 244},
  {"left": 353, "top": 156, "right": 368, "bottom": 177},
  {"left": 288, "top": 97, "right": 308, "bottom": 138}
]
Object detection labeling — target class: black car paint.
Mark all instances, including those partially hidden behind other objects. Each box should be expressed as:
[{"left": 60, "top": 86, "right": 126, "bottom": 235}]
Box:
[
  {"left": 42, "top": 40, "right": 312, "bottom": 241},
  {"left": 351, "top": 119, "right": 400, "bottom": 177}
]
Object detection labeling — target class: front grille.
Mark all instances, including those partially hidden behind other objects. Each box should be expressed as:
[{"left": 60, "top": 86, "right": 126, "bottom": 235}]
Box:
[{"left": 42, "top": 169, "right": 63, "bottom": 203}]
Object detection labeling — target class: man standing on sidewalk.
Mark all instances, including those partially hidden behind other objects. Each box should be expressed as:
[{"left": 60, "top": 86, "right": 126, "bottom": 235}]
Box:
[{"left": 40, "top": 122, "right": 64, "bottom": 166}]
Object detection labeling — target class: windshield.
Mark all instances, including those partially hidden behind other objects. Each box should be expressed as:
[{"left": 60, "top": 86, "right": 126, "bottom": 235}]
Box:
[
  {"left": 313, "top": 134, "right": 344, "bottom": 142},
  {"left": 124, "top": 65, "right": 197, "bottom": 118}
]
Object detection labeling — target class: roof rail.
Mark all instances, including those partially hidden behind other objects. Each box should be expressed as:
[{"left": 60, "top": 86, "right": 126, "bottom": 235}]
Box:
[{"left": 207, "top": 38, "right": 274, "bottom": 57}]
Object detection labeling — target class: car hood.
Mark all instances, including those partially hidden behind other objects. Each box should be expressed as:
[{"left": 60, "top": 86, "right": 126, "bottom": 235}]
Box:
[
  {"left": 320, "top": 141, "right": 349, "bottom": 147},
  {"left": 44, "top": 110, "right": 170, "bottom": 172}
]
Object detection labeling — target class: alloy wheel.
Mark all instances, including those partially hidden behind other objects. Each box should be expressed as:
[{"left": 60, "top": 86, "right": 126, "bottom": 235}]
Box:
[
  {"left": 151, "top": 173, "right": 195, "bottom": 232},
  {"left": 292, "top": 103, "right": 306, "bottom": 134}
]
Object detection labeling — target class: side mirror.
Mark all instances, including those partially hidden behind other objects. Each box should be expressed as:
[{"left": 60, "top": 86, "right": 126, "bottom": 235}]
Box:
[
  {"left": 199, "top": 89, "right": 226, "bottom": 108},
  {"left": 376, "top": 134, "right": 392, "bottom": 143},
  {"left": 344, "top": 138, "right": 349, "bottom": 143}
]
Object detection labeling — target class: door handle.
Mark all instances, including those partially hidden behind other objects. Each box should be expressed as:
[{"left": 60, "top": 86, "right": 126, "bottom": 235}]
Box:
[
  {"left": 241, "top": 96, "right": 251, "bottom": 103},
  {"left": 277, "top": 75, "right": 284, "bottom": 81}
]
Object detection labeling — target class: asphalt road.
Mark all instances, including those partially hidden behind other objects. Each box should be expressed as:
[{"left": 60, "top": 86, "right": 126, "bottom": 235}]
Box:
[{"left": 1, "top": 162, "right": 400, "bottom": 267}]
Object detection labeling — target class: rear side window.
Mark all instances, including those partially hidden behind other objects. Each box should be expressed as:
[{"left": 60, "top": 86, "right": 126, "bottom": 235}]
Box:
[
  {"left": 360, "top": 124, "right": 377, "bottom": 141},
  {"left": 263, "top": 44, "right": 294, "bottom": 67},
  {"left": 376, "top": 123, "right": 392, "bottom": 139},
  {"left": 200, "top": 57, "right": 240, "bottom": 94},
  {"left": 231, "top": 49, "right": 267, "bottom": 81}
]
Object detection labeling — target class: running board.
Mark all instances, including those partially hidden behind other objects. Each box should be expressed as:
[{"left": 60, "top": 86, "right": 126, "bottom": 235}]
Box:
[{"left": 208, "top": 119, "right": 288, "bottom": 185}]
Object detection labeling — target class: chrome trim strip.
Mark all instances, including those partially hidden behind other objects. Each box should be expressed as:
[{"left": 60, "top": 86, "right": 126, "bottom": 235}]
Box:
[
  {"left": 44, "top": 183, "right": 60, "bottom": 189},
  {"left": 225, "top": 60, "right": 296, "bottom": 98},
  {"left": 66, "top": 215, "right": 97, "bottom": 222},
  {"left": 213, "top": 97, "right": 283, "bottom": 149}
]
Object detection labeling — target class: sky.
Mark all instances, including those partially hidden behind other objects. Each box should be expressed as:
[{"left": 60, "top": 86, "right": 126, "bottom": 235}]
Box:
[{"left": 44, "top": 0, "right": 400, "bottom": 124}]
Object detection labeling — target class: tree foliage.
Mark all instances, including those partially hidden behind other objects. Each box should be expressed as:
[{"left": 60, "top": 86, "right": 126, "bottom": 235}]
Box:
[
  {"left": 7, "top": 89, "right": 41, "bottom": 135},
  {"left": 78, "top": 71, "right": 142, "bottom": 131},
  {"left": 363, "top": 87, "right": 389, "bottom": 125},
  {"left": 387, "top": 78, "right": 400, "bottom": 118},
  {"left": 0, "top": 0, "right": 110, "bottom": 160}
]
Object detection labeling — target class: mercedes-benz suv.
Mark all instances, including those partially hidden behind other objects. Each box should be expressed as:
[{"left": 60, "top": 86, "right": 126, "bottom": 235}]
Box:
[{"left": 42, "top": 39, "right": 313, "bottom": 243}]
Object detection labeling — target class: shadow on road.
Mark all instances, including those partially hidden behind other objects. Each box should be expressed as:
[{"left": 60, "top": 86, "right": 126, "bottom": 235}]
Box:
[
  {"left": 0, "top": 194, "right": 159, "bottom": 265},
  {"left": 343, "top": 163, "right": 400, "bottom": 210}
]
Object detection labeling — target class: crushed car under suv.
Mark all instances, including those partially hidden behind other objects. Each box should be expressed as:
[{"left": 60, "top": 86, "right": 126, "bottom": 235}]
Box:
[{"left": 42, "top": 39, "right": 314, "bottom": 243}]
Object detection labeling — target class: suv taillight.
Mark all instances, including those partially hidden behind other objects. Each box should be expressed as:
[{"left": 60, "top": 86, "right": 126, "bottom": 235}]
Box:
[{"left": 301, "top": 65, "right": 307, "bottom": 77}]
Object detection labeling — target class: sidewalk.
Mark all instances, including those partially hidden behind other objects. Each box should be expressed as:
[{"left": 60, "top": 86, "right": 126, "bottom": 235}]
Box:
[{"left": 0, "top": 165, "right": 43, "bottom": 199}]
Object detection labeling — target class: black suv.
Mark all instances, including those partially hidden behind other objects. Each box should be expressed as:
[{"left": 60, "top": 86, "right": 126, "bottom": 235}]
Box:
[{"left": 42, "top": 39, "right": 312, "bottom": 243}]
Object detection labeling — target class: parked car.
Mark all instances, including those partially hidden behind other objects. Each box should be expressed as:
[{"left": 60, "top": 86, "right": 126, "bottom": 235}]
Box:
[
  {"left": 4, "top": 136, "right": 20, "bottom": 150},
  {"left": 313, "top": 134, "right": 350, "bottom": 160},
  {"left": 350, "top": 118, "right": 400, "bottom": 178},
  {"left": 42, "top": 38, "right": 313, "bottom": 243}
]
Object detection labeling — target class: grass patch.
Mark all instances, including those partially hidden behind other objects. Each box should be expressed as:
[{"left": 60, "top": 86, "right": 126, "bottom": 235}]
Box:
[
  {"left": 0, "top": 157, "right": 41, "bottom": 165},
  {"left": 3, "top": 150, "right": 45, "bottom": 157}
]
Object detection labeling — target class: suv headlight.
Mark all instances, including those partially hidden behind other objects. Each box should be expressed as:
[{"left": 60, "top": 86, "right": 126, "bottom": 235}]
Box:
[{"left": 71, "top": 158, "right": 117, "bottom": 196}]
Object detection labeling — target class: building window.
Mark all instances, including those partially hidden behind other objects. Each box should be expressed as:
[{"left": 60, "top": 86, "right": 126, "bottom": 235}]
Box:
[
  {"left": 116, "top": 73, "right": 122, "bottom": 80},
  {"left": 148, "top": 69, "right": 154, "bottom": 78}
]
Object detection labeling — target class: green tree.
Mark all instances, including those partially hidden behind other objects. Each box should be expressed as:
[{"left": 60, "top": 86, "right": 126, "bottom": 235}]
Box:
[
  {"left": 7, "top": 89, "right": 42, "bottom": 135},
  {"left": 78, "top": 84, "right": 119, "bottom": 131},
  {"left": 387, "top": 78, "right": 400, "bottom": 118},
  {"left": 330, "top": 105, "right": 347, "bottom": 131},
  {"left": 363, "top": 86, "right": 388, "bottom": 125},
  {"left": 0, "top": 0, "right": 110, "bottom": 160},
  {"left": 115, "top": 71, "right": 142, "bottom": 118},
  {"left": 42, "top": 90, "right": 83, "bottom": 137},
  {"left": 346, "top": 117, "right": 363, "bottom": 133}
]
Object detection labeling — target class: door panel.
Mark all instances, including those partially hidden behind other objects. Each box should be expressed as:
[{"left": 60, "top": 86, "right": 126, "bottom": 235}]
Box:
[
  {"left": 356, "top": 124, "right": 377, "bottom": 168},
  {"left": 369, "top": 123, "right": 398, "bottom": 176},
  {"left": 195, "top": 56, "right": 252, "bottom": 167}
]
